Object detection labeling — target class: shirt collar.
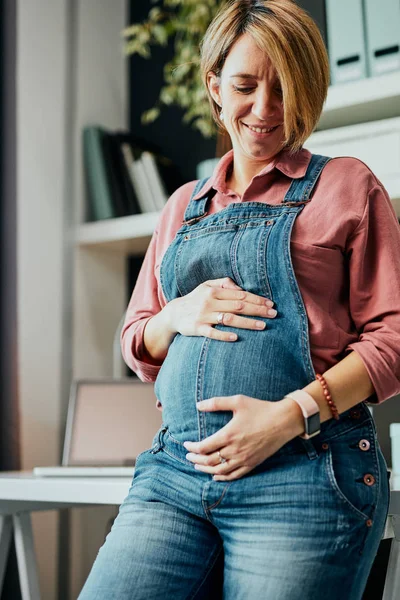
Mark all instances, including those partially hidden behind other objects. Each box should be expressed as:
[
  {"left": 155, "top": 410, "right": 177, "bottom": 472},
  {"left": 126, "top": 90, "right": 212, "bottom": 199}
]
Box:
[{"left": 192, "top": 146, "right": 312, "bottom": 200}]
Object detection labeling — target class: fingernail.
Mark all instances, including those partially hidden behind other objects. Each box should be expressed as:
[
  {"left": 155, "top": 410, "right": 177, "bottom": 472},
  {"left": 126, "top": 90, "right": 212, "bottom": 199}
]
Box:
[
  {"left": 268, "top": 309, "right": 277, "bottom": 317},
  {"left": 255, "top": 321, "right": 266, "bottom": 329},
  {"left": 265, "top": 300, "right": 274, "bottom": 307}
]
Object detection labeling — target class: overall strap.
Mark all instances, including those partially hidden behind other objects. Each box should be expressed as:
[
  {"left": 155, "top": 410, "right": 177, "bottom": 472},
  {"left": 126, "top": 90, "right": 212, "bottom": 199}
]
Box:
[
  {"left": 182, "top": 177, "right": 211, "bottom": 224},
  {"left": 283, "top": 154, "right": 331, "bottom": 204}
]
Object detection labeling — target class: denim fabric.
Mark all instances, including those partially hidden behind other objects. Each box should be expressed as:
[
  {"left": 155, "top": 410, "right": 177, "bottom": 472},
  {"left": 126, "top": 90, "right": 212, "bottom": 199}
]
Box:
[{"left": 79, "top": 154, "right": 391, "bottom": 599}]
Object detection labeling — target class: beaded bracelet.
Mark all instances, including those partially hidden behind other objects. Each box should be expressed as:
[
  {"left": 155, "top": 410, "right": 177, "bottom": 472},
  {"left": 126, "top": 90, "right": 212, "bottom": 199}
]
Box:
[{"left": 315, "top": 373, "right": 340, "bottom": 420}]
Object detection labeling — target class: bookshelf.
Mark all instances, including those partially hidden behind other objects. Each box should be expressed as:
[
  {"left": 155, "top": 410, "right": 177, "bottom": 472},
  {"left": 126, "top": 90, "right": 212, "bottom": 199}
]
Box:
[
  {"left": 76, "top": 211, "right": 159, "bottom": 254},
  {"left": 74, "top": 76, "right": 400, "bottom": 261},
  {"left": 317, "top": 70, "right": 400, "bottom": 130}
]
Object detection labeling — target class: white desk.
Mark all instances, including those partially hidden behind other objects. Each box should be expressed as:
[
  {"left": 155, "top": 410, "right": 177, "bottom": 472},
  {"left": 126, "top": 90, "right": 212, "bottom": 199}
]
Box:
[{"left": 0, "top": 471, "right": 399, "bottom": 600}]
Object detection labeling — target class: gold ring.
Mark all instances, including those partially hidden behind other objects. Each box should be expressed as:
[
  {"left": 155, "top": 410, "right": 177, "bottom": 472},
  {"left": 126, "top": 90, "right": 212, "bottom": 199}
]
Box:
[{"left": 217, "top": 312, "right": 224, "bottom": 325}]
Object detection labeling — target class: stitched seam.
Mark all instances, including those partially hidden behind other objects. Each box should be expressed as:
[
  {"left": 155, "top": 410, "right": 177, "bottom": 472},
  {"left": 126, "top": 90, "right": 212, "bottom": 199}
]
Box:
[
  {"left": 325, "top": 447, "right": 370, "bottom": 522},
  {"left": 202, "top": 483, "right": 215, "bottom": 524},
  {"left": 231, "top": 228, "right": 245, "bottom": 289},
  {"left": 165, "top": 431, "right": 186, "bottom": 446},
  {"left": 259, "top": 222, "right": 273, "bottom": 299},
  {"left": 284, "top": 210, "right": 315, "bottom": 381},
  {"left": 197, "top": 338, "right": 210, "bottom": 439},
  {"left": 174, "top": 238, "right": 187, "bottom": 297},
  {"left": 162, "top": 447, "right": 190, "bottom": 466},
  {"left": 207, "top": 482, "right": 232, "bottom": 510}
]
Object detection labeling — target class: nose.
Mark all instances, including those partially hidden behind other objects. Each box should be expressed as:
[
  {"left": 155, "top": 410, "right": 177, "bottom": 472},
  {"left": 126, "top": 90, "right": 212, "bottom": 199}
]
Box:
[{"left": 252, "top": 87, "right": 280, "bottom": 122}]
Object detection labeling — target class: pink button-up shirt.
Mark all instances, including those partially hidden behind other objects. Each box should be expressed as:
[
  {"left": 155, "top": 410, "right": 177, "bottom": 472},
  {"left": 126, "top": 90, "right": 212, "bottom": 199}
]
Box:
[{"left": 121, "top": 146, "right": 400, "bottom": 406}]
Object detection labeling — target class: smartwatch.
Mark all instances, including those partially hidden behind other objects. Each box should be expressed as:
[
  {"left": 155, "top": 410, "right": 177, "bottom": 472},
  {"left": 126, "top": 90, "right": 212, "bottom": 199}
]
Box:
[{"left": 284, "top": 389, "right": 321, "bottom": 439}]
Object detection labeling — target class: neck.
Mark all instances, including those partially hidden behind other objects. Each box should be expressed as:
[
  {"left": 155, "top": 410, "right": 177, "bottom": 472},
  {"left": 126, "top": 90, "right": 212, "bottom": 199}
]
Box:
[{"left": 227, "top": 156, "right": 274, "bottom": 197}]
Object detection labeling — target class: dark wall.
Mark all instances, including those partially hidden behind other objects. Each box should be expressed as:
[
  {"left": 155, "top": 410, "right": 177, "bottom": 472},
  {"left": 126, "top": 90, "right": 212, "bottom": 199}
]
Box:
[
  {"left": 128, "top": 1, "right": 216, "bottom": 184},
  {"left": 128, "top": 1, "right": 328, "bottom": 184}
]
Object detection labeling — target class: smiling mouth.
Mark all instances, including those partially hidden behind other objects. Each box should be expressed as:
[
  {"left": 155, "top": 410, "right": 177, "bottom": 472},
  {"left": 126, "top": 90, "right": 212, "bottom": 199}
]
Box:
[{"left": 245, "top": 123, "right": 280, "bottom": 134}]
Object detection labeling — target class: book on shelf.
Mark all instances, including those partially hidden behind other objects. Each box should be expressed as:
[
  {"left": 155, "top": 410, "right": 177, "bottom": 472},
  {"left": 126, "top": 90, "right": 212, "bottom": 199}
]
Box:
[
  {"left": 82, "top": 127, "right": 116, "bottom": 221},
  {"left": 82, "top": 125, "right": 182, "bottom": 222},
  {"left": 141, "top": 152, "right": 169, "bottom": 211}
]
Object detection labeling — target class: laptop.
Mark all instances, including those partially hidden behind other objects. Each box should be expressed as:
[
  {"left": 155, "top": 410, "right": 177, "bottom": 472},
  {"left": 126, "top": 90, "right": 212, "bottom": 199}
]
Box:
[{"left": 33, "top": 378, "right": 163, "bottom": 477}]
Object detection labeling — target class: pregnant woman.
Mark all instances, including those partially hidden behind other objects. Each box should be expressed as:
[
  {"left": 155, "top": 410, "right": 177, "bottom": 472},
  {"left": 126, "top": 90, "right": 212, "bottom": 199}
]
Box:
[{"left": 79, "top": 1, "right": 400, "bottom": 598}]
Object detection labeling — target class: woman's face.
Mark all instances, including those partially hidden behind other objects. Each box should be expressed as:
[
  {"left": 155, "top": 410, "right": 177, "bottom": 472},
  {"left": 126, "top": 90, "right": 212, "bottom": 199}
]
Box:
[{"left": 208, "top": 33, "right": 286, "bottom": 167}]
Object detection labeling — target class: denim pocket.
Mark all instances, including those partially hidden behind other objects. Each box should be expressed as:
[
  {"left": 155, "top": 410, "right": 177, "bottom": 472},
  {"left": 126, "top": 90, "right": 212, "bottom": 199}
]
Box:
[{"left": 322, "top": 420, "right": 380, "bottom": 522}]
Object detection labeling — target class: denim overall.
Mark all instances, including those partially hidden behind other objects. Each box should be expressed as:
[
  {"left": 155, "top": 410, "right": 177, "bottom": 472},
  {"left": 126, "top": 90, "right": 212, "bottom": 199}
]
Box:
[{"left": 79, "top": 153, "right": 390, "bottom": 600}]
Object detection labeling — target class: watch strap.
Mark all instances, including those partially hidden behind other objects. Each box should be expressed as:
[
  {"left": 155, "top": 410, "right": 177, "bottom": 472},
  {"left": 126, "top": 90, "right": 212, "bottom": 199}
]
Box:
[{"left": 284, "top": 389, "right": 321, "bottom": 439}]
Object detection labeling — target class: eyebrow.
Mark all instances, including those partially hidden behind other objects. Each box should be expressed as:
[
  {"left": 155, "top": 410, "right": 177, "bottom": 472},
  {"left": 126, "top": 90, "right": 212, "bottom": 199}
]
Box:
[
  {"left": 229, "top": 72, "right": 280, "bottom": 84},
  {"left": 229, "top": 73, "right": 257, "bottom": 79}
]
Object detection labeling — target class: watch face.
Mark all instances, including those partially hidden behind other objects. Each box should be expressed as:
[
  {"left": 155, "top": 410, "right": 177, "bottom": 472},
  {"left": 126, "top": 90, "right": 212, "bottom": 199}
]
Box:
[{"left": 308, "top": 412, "right": 321, "bottom": 435}]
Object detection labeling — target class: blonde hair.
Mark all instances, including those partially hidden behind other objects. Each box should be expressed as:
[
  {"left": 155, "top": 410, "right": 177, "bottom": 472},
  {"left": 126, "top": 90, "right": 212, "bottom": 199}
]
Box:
[{"left": 200, "top": 0, "right": 330, "bottom": 153}]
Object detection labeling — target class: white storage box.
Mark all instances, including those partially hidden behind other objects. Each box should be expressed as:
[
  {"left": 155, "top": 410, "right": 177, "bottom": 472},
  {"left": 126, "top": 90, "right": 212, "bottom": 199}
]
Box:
[
  {"left": 307, "top": 116, "right": 400, "bottom": 215},
  {"left": 389, "top": 423, "right": 400, "bottom": 475}
]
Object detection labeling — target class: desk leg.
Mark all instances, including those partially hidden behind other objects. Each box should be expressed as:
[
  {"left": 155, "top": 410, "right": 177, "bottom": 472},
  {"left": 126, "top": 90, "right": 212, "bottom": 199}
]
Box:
[
  {"left": 383, "top": 515, "right": 400, "bottom": 600},
  {"left": 13, "top": 513, "right": 41, "bottom": 600},
  {"left": 0, "top": 516, "right": 13, "bottom": 593}
]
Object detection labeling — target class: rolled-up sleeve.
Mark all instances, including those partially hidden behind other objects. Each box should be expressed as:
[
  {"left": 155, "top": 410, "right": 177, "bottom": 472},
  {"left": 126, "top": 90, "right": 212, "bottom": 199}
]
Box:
[
  {"left": 345, "top": 183, "right": 400, "bottom": 404},
  {"left": 120, "top": 227, "right": 165, "bottom": 383},
  {"left": 120, "top": 181, "right": 197, "bottom": 383}
]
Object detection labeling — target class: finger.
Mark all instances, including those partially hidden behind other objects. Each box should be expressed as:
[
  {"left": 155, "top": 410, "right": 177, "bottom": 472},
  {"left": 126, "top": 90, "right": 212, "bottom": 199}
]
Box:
[
  {"left": 214, "top": 287, "right": 274, "bottom": 308},
  {"left": 193, "top": 457, "right": 238, "bottom": 476},
  {"left": 185, "top": 450, "right": 224, "bottom": 468},
  {"left": 196, "top": 396, "right": 240, "bottom": 413},
  {"left": 183, "top": 421, "right": 233, "bottom": 454},
  {"left": 213, "top": 465, "right": 251, "bottom": 481},
  {"left": 213, "top": 311, "right": 268, "bottom": 331},
  {"left": 205, "top": 277, "right": 242, "bottom": 290},
  {"left": 215, "top": 301, "right": 276, "bottom": 320},
  {"left": 197, "top": 324, "right": 238, "bottom": 342}
]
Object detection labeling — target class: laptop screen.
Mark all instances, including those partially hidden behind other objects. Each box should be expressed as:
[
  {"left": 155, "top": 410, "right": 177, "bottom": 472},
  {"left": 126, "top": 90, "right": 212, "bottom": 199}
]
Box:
[{"left": 63, "top": 379, "right": 163, "bottom": 466}]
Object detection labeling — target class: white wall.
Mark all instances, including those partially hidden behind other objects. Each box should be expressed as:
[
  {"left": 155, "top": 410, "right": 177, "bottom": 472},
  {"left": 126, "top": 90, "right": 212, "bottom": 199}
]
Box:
[
  {"left": 70, "top": 1, "right": 128, "bottom": 597},
  {"left": 17, "top": 1, "right": 69, "bottom": 597},
  {"left": 16, "top": 0, "right": 127, "bottom": 598}
]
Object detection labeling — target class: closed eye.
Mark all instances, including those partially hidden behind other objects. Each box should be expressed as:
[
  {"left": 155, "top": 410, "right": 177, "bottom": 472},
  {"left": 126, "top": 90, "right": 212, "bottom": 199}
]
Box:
[
  {"left": 233, "top": 85, "right": 282, "bottom": 96},
  {"left": 233, "top": 86, "right": 254, "bottom": 94}
]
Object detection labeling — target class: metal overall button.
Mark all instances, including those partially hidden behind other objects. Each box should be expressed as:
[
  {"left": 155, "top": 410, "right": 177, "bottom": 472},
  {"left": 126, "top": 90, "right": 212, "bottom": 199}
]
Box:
[
  {"left": 358, "top": 439, "right": 371, "bottom": 451},
  {"left": 363, "top": 473, "right": 375, "bottom": 486},
  {"left": 150, "top": 426, "right": 168, "bottom": 454},
  {"left": 350, "top": 408, "right": 361, "bottom": 419},
  {"left": 183, "top": 235, "right": 190, "bottom": 241},
  {"left": 265, "top": 220, "right": 274, "bottom": 226}
]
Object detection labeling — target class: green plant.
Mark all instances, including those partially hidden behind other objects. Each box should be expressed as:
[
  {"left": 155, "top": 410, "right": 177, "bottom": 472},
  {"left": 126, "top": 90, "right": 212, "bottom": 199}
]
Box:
[{"left": 122, "top": 0, "right": 226, "bottom": 138}]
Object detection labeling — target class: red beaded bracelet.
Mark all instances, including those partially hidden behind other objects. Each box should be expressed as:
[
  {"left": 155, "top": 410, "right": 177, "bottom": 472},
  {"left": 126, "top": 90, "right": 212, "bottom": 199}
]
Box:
[{"left": 315, "top": 373, "right": 340, "bottom": 420}]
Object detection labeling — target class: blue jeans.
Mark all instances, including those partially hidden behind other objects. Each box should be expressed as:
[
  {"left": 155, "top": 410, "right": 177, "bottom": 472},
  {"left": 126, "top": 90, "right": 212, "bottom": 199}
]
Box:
[{"left": 78, "top": 403, "right": 390, "bottom": 599}]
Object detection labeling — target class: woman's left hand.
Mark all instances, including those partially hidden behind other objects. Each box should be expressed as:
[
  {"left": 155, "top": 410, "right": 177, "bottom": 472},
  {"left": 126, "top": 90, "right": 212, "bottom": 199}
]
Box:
[{"left": 183, "top": 395, "right": 303, "bottom": 481}]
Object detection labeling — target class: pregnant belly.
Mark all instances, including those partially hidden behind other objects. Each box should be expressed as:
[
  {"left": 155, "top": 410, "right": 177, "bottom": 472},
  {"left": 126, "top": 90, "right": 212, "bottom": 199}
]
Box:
[{"left": 154, "top": 327, "right": 311, "bottom": 442}]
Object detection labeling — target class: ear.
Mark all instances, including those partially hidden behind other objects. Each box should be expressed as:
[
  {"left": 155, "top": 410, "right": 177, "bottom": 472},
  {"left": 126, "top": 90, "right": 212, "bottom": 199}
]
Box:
[{"left": 207, "top": 71, "right": 222, "bottom": 107}]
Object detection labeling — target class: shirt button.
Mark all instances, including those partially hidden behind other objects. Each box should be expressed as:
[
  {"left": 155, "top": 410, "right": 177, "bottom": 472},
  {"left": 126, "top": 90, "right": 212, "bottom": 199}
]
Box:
[
  {"left": 350, "top": 409, "right": 361, "bottom": 419},
  {"left": 363, "top": 473, "right": 375, "bottom": 486},
  {"left": 358, "top": 439, "right": 371, "bottom": 451}
]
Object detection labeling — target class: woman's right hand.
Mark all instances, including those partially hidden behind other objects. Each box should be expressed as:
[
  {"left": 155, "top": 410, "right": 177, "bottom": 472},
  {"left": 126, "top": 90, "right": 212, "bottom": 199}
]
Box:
[{"left": 164, "top": 277, "right": 277, "bottom": 342}]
